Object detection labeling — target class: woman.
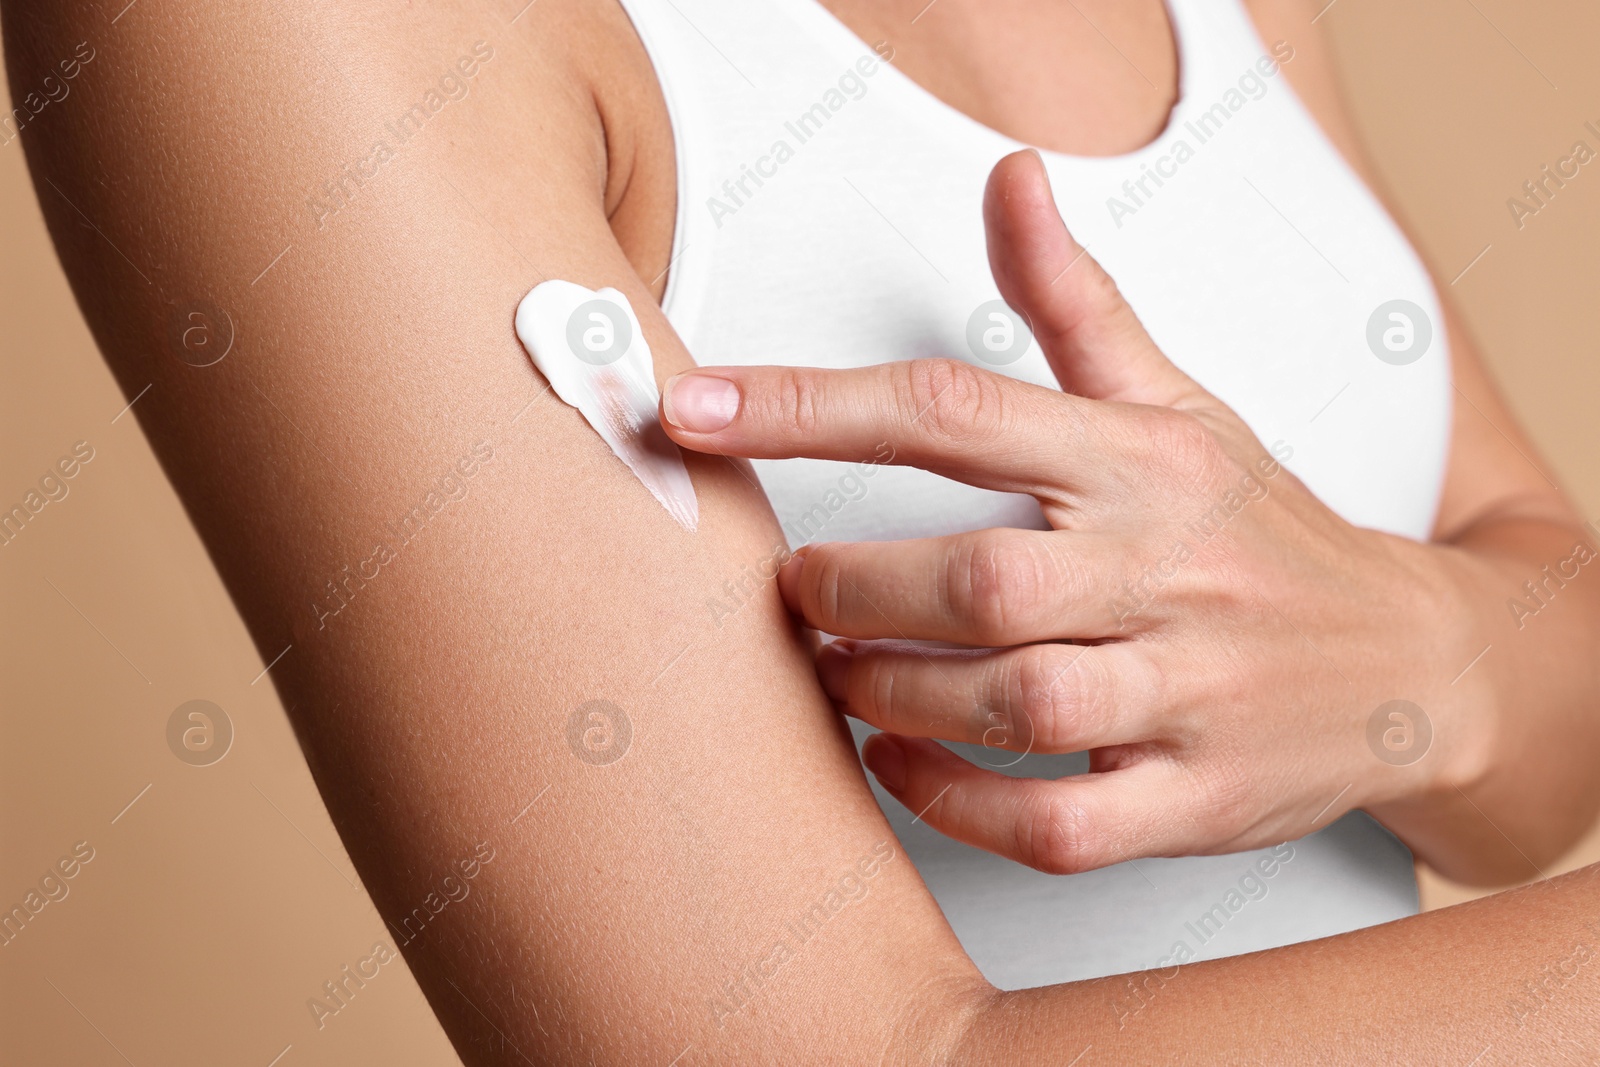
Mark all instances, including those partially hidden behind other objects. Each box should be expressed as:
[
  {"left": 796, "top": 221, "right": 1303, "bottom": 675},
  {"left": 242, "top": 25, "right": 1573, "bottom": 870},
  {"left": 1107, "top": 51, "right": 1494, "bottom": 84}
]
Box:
[
  {"left": 7, "top": 0, "right": 1598, "bottom": 1061},
  {"left": 624, "top": 0, "right": 1600, "bottom": 990}
]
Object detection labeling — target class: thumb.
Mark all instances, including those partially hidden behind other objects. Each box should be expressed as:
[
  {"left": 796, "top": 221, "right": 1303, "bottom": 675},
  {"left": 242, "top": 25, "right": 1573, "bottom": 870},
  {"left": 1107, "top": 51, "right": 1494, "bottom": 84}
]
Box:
[{"left": 983, "top": 149, "right": 1204, "bottom": 409}]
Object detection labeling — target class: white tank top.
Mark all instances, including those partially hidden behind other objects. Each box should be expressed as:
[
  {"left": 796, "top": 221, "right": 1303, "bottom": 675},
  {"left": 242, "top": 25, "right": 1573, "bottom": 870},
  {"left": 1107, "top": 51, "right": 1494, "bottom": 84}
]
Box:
[{"left": 615, "top": 0, "right": 1451, "bottom": 987}]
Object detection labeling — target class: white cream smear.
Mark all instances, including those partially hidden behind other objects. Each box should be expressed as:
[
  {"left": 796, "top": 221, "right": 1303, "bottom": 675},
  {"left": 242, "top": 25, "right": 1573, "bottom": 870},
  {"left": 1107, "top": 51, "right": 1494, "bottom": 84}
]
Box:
[{"left": 515, "top": 280, "right": 698, "bottom": 530}]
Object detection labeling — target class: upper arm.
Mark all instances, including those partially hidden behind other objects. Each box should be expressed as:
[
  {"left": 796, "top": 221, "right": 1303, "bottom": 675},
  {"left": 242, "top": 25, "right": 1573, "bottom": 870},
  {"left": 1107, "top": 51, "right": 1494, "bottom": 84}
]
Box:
[
  {"left": 1244, "top": 0, "right": 1578, "bottom": 544},
  {"left": 3, "top": 1, "right": 977, "bottom": 1061}
]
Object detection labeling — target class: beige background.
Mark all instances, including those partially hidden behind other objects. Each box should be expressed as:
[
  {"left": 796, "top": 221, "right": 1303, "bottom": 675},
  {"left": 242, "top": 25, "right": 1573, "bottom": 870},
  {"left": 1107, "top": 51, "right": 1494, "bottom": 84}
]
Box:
[{"left": 4, "top": 2, "right": 1599, "bottom": 1063}]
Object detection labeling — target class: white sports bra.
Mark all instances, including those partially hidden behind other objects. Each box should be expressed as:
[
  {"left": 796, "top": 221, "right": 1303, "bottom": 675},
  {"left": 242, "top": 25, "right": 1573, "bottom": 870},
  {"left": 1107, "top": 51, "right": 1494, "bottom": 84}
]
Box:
[{"left": 615, "top": 0, "right": 1452, "bottom": 988}]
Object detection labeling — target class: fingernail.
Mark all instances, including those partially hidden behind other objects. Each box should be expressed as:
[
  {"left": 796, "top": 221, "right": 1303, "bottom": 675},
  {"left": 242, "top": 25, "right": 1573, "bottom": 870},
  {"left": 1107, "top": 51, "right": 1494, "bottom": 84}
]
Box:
[
  {"left": 776, "top": 546, "right": 810, "bottom": 609},
  {"left": 816, "top": 639, "right": 854, "bottom": 700},
  {"left": 862, "top": 734, "right": 906, "bottom": 792},
  {"left": 663, "top": 373, "right": 740, "bottom": 432}
]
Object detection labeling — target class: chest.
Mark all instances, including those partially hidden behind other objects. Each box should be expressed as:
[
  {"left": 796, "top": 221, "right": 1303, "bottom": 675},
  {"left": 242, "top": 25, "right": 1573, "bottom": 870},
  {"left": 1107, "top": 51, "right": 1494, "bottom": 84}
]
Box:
[{"left": 616, "top": 0, "right": 1452, "bottom": 543}]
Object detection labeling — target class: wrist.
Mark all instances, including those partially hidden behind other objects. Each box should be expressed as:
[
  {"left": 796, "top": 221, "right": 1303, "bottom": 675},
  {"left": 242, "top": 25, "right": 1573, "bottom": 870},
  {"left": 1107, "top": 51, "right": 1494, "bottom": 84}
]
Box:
[
  {"left": 1431, "top": 545, "right": 1510, "bottom": 795},
  {"left": 1367, "top": 537, "right": 1503, "bottom": 804}
]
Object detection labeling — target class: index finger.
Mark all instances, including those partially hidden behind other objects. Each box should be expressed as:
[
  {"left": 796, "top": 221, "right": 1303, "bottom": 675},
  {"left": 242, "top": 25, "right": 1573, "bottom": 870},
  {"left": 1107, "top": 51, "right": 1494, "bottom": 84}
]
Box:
[{"left": 661, "top": 358, "right": 1133, "bottom": 499}]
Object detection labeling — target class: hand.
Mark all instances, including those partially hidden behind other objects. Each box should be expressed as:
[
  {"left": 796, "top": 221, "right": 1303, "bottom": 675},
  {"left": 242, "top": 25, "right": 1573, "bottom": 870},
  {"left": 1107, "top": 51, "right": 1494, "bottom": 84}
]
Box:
[{"left": 659, "top": 150, "right": 1489, "bottom": 874}]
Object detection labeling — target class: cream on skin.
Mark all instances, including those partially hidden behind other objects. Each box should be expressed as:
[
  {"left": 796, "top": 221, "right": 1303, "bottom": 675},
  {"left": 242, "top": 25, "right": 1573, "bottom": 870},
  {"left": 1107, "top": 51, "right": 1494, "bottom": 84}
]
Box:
[{"left": 515, "top": 280, "right": 698, "bottom": 530}]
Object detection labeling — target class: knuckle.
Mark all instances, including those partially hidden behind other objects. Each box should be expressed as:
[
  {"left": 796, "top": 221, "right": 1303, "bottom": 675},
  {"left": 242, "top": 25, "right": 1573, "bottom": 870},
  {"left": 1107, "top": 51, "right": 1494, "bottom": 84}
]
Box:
[
  {"left": 1015, "top": 648, "right": 1108, "bottom": 752},
  {"left": 857, "top": 650, "right": 900, "bottom": 725},
  {"left": 771, "top": 367, "right": 823, "bottom": 438},
  {"left": 1020, "top": 791, "right": 1097, "bottom": 875},
  {"left": 1195, "top": 760, "right": 1255, "bottom": 842},
  {"left": 953, "top": 532, "right": 1050, "bottom": 646},
  {"left": 1144, "top": 408, "right": 1228, "bottom": 489},
  {"left": 1129, "top": 650, "right": 1169, "bottom": 729},
  {"left": 898, "top": 358, "right": 1003, "bottom": 447},
  {"left": 805, "top": 545, "right": 849, "bottom": 629}
]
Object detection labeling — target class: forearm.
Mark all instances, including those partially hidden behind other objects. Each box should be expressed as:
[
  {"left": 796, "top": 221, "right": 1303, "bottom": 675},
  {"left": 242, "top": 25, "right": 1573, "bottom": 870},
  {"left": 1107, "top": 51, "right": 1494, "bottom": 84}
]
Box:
[
  {"left": 1371, "top": 511, "right": 1600, "bottom": 884},
  {"left": 1260, "top": 0, "right": 1600, "bottom": 887},
  {"left": 957, "top": 861, "right": 1600, "bottom": 1064}
]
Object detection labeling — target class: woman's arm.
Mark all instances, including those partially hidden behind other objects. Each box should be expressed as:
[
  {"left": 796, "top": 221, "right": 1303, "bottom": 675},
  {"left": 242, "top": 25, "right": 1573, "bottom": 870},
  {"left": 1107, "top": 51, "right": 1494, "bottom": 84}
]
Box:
[
  {"left": 969, "top": 860, "right": 1600, "bottom": 1064},
  {"left": 1, "top": 1, "right": 979, "bottom": 1061},
  {"left": 6, "top": 0, "right": 1598, "bottom": 1063},
  {"left": 655, "top": 145, "right": 1600, "bottom": 891},
  {"left": 1255, "top": 0, "right": 1600, "bottom": 885}
]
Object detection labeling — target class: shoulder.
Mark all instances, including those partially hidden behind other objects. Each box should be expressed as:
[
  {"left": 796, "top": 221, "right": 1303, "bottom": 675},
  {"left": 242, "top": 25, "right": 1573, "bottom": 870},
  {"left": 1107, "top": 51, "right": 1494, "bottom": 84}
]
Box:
[
  {"left": 1237, "top": 0, "right": 1386, "bottom": 187},
  {"left": 1, "top": 0, "right": 675, "bottom": 290}
]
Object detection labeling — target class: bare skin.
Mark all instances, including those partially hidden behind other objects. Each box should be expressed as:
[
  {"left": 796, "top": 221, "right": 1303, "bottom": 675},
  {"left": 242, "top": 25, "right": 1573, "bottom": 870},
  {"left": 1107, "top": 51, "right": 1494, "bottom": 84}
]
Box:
[
  {"left": 657, "top": 149, "right": 1526, "bottom": 877},
  {"left": 755, "top": 0, "right": 1600, "bottom": 888},
  {"left": 3, "top": 0, "right": 1598, "bottom": 1064},
  {"left": 657, "top": 147, "right": 1600, "bottom": 882}
]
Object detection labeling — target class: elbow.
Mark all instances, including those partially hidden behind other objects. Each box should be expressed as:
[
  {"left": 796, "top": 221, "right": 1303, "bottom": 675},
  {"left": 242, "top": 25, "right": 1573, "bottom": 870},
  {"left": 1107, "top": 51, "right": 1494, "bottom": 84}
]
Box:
[
  {"left": 1402, "top": 801, "right": 1600, "bottom": 889},
  {"left": 887, "top": 973, "right": 997, "bottom": 1067}
]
